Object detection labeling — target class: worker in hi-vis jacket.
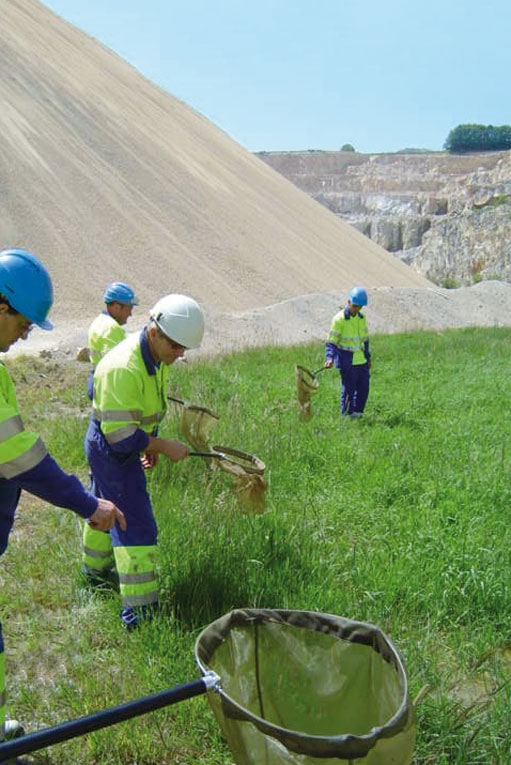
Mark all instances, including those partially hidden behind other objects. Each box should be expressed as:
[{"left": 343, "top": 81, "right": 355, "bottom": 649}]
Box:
[
  {"left": 86, "top": 281, "right": 139, "bottom": 399},
  {"left": 324, "top": 286, "right": 371, "bottom": 417},
  {"left": 0, "top": 248, "right": 125, "bottom": 746},
  {"left": 83, "top": 293, "right": 204, "bottom": 630}
]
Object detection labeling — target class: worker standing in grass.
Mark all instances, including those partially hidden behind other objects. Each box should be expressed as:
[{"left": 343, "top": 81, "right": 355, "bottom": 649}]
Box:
[
  {"left": 83, "top": 294, "right": 204, "bottom": 630},
  {"left": 324, "top": 286, "right": 371, "bottom": 417},
  {"left": 86, "top": 281, "right": 139, "bottom": 398},
  {"left": 0, "top": 248, "right": 126, "bottom": 746}
]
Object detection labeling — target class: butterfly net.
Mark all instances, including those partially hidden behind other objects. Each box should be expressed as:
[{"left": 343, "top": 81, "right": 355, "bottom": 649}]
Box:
[
  {"left": 169, "top": 394, "right": 267, "bottom": 512},
  {"left": 295, "top": 365, "right": 320, "bottom": 420},
  {"left": 211, "top": 445, "right": 268, "bottom": 514},
  {"left": 168, "top": 397, "right": 221, "bottom": 453},
  {"left": 195, "top": 609, "right": 416, "bottom": 764}
]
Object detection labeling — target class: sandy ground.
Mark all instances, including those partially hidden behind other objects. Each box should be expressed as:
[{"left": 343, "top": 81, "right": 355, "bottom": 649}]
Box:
[
  {"left": 9, "top": 281, "right": 511, "bottom": 363},
  {"left": 2, "top": 4, "right": 510, "bottom": 366},
  {"left": 2, "top": 0, "right": 429, "bottom": 323}
]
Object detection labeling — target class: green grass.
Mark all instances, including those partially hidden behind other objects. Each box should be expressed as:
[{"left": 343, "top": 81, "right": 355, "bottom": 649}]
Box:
[{"left": 2, "top": 327, "right": 511, "bottom": 763}]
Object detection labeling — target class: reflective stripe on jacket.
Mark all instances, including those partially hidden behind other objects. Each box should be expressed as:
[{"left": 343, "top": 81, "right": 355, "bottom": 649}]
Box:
[
  {"left": 0, "top": 361, "right": 47, "bottom": 479},
  {"left": 326, "top": 309, "right": 369, "bottom": 366},
  {"left": 92, "top": 330, "right": 169, "bottom": 447},
  {"left": 88, "top": 312, "right": 126, "bottom": 367}
]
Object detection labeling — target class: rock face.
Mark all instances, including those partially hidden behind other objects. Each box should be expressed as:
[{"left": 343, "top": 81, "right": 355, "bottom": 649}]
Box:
[{"left": 257, "top": 150, "right": 511, "bottom": 287}]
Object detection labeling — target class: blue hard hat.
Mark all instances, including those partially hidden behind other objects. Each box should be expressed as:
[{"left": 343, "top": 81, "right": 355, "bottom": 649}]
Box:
[
  {"left": 103, "top": 282, "right": 139, "bottom": 306},
  {"left": 349, "top": 286, "right": 368, "bottom": 307},
  {"left": 0, "top": 248, "right": 54, "bottom": 330}
]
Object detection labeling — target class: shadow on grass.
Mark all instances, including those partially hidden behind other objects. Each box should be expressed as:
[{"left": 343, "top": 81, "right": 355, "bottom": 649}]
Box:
[
  {"left": 170, "top": 565, "right": 251, "bottom": 629},
  {"left": 164, "top": 536, "right": 313, "bottom": 630},
  {"left": 366, "top": 408, "right": 425, "bottom": 431}
]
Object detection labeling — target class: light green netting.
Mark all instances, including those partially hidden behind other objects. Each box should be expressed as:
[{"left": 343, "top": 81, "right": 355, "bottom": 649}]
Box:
[
  {"left": 210, "top": 445, "right": 268, "bottom": 514},
  {"left": 195, "top": 609, "right": 416, "bottom": 764},
  {"left": 180, "top": 404, "right": 220, "bottom": 452},
  {"left": 168, "top": 396, "right": 220, "bottom": 452}
]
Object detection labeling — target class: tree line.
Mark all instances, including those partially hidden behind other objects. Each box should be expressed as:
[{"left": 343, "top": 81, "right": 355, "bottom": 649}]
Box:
[{"left": 444, "top": 124, "right": 511, "bottom": 153}]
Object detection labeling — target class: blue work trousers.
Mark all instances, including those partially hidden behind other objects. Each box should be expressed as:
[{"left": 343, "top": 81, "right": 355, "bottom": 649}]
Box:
[
  {"left": 0, "top": 482, "right": 20, "bottom": 556},
  {"left": 339, "top": 361, "right": 370, "bottom": 415},
  {"left": 84, "top": 419, "right": 157, "bottom": 548},
  {"left": 0, "top": 482, "right": 21, "bottom": 733}
]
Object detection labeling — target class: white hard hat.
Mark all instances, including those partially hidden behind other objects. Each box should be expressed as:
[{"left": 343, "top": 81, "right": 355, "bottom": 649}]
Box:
[{"left": 149, "top": 294, "right": 204, "bottom": 349}]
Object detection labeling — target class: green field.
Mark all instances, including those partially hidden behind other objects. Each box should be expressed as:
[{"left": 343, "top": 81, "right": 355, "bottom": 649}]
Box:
[{"left": 1, "top": 326, "right": 511, "bottom": 764}]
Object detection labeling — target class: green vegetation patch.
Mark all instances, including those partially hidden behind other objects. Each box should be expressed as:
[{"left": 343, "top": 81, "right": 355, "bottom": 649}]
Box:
[{"left": 2, "top": 327, "right": 511, "bottom": 763}]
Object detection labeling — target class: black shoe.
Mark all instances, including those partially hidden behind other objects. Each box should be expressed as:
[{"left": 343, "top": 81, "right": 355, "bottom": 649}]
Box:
[
  {"left": 121, "top": 603, "right": 159, "bottom": 631},
  {"left": 121, "top": 607, "right": 140, "bottom": 631}
]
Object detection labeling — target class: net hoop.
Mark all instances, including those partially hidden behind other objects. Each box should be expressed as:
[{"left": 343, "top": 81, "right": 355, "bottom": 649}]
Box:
[
  {"left": 184, "top": 404, "right": 220, "bottom": 420},
  {"left": 195, "top": 608, "right": 416, "bottom": 762},
  {"left": 295, "top": 365, "right": 320, "bottom": 420},
  {"left": 211, "top": 445, "right": 265, "bottom": 475},
  {"left": 169, "top": 396, "right": 221, "bottom": 451},
  {"left": 295, "top": 365, "right": 320, "bottom": 391}
]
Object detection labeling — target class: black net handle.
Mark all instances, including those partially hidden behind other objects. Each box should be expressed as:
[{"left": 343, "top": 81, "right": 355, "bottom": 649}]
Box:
[
  {"left": 0, "top": 674, "right": 219, "bottom": 761},
  {"left": 297, "top": 365, "right": 328, "bottom": 378},
  {"left": 168, "top": 394, "right": 186, "bottom": 405},
  {"left": 168, "top": 396, "right": 220, "bottom": 419}
]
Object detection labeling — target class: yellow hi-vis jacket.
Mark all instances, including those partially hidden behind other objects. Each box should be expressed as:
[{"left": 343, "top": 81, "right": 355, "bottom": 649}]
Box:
[
  {"left": 326, "top": 310, "right": 369, "bottom": 366},
  {"left": 92, "top": 331, "right": 169, "bottom": 448},
  {"left": 88, "top": 312, "right": 126, "bottom": 367},
  {"left": 0, "top": 362, "right": 97, "bottom": 544},
  {"left": 0, "top": 361, "right": 47, "bottom": 478}
]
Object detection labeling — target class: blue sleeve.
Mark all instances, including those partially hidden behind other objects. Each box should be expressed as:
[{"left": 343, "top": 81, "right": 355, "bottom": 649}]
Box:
[
  {"left": 86, "top": 370, "right": 94, "bottom": 400},
  {"left": 325, "top": 342, "right": 339, "bottom": 364},
  {"left": 364, "top": 340, "right": 371, "bottom": 362},
  {"left": 109, "top": 429, "right": 150, "bottom": 455},
  {"left": 13, "top": 453, "right": 98, "bottom": 519}
]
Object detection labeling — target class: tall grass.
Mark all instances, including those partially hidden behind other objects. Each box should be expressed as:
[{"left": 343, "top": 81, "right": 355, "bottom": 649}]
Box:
[{"left": 2, "top": 327, "right": 511, "bottom": 763}]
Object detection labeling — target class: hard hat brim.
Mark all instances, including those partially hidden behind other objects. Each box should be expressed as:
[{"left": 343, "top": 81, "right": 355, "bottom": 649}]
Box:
[{"left": 37, "top": 318, "right": 54, "bottom": 331}]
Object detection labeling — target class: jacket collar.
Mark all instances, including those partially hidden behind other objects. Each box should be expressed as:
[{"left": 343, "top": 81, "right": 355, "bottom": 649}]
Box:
[
  {"left": 140, "top": 327, "right": 159, "bottom": 375},
  {"left": 344, "top": 306, "right": 364, "bottom": 319}
]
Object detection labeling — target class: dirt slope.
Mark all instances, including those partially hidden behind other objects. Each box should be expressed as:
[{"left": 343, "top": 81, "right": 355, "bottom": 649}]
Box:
[
  {"left": 1, "top": 0, "right": 429, "bottom": 331},
  {"left": 3, "top": 1, "right": 505, "bottom": 365},
  {"left": 13, "top": 280, "right": 511, "bottom": 361}
]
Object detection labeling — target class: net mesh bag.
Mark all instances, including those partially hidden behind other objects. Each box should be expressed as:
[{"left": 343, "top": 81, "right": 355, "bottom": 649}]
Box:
[
  {"left": 295, "top": 366, "right": 320, "bottom": 420},
  {"left": 230, "top": 473, "right": 268, "bottom": 514},
  {"left": 212, "top": 446, "right": 268, "bottom": 514},
  {"left": 195, "top": 609, "right": 416, "bottom": 764},
  {"left": 177, "top": 403, "right": 220, "bottom": 452}
]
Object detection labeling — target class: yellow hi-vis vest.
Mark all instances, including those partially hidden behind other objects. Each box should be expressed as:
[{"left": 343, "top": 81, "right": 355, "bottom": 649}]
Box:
[
  {"left": 92, "top": 332, "right": 169, "bottom": 445},
  {"left": 88, "top": 312, "right": 126, "bottom": 367},
  {"left": 0, "top": 362, "right": 47, "bottom": 479},
  {"left": 327, "top": 311, "right": 369, "bottom": 366}
]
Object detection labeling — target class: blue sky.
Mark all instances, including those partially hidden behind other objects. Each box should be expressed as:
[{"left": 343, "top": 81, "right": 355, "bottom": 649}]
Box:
[{"left": 41, "top": 0, "right": 511, "bottom": 154}]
